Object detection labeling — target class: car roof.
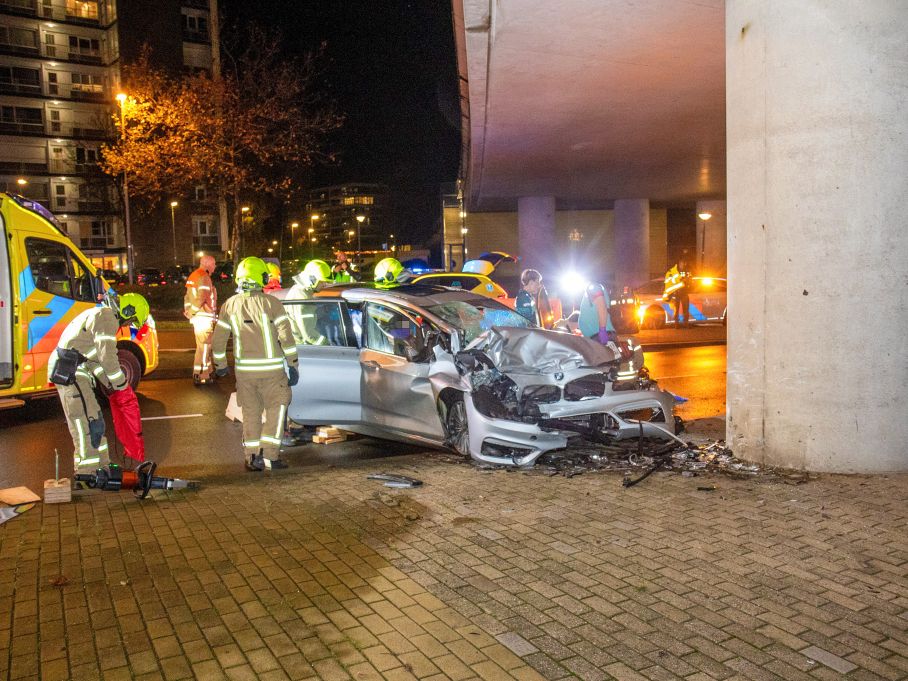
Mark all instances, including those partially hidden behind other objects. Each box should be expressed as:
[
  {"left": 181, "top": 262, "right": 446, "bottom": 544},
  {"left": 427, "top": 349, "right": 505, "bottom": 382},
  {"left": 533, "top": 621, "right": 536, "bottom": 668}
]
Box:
[{"left": 413, "top": 272, "right": 492, "bottom": 282}]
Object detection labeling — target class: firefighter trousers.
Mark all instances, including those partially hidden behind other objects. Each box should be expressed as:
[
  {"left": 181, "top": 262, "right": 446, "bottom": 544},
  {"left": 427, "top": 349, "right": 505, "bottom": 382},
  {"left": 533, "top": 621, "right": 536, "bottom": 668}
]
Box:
[
  {"left": 190, "top": 313, "right": 216, "bottom": 379},
  {"left": 236, "top": 371, "right": 291, "bottom": 461},
  {"left": 57, "top": 374, "right": 110, "bottom": 473}
]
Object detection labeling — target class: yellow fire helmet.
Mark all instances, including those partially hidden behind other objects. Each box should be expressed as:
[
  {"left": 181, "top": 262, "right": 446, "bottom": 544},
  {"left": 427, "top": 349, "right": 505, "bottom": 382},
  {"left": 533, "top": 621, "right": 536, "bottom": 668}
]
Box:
[
  {"left": 235, "top": 256, "right": 269, "bottom": 290},
  {"left": 374, "top": 257, "right": 404, "bottom": 285},
  {"left": 118, "top": 292, "right": 150, "bottom": 326}
]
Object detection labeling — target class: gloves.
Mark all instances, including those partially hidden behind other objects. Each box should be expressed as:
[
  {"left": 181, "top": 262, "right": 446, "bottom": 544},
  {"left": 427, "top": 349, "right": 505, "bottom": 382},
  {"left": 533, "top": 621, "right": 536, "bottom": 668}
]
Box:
[
  {"left": 287, "top": 365, "right": 299, "bottom": 387},
  {"left": 215, "top": 366, "right": 229, "bottom": 378},
  {"left": 597, "top": 328, "right": 610, "bottom": 345}
]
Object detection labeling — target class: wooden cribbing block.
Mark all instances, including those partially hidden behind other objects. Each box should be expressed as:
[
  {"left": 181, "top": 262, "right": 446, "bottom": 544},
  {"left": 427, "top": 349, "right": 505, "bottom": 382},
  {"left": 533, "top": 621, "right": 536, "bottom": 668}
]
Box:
[{"left": 44, "top": 479, "right": 72, "bottom": 504}]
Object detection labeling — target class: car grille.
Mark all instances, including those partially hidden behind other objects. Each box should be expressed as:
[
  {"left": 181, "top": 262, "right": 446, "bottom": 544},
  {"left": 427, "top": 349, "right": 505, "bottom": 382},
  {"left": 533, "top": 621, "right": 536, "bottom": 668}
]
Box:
[{"left": 563, "top": 373, "right": 606, "bottom": 400}]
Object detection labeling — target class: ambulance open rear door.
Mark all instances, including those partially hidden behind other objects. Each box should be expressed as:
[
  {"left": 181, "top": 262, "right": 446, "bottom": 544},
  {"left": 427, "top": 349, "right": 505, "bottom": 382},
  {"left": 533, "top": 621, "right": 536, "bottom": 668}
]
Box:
[{"left": 0, "top": 212, "right": 13, "bottom": 388}]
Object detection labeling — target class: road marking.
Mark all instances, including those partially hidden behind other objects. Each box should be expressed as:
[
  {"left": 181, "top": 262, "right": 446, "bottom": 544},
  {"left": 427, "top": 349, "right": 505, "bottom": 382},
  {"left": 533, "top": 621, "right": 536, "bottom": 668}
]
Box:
[{"left": 141, "top": 413, "right": 204, "bottom": 421}]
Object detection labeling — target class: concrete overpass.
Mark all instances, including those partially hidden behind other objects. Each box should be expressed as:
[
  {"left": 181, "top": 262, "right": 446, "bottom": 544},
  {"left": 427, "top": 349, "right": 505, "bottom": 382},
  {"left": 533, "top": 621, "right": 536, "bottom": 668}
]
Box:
[{"left": 452, "top": 0, "right": 908, "bottom": 472}]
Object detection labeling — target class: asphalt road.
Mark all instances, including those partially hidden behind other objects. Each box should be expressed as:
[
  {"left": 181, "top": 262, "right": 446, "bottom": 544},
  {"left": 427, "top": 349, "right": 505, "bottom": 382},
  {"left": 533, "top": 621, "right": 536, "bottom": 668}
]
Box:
[{"left": 0, "top": 332, "right": 726, "bottom": 492}]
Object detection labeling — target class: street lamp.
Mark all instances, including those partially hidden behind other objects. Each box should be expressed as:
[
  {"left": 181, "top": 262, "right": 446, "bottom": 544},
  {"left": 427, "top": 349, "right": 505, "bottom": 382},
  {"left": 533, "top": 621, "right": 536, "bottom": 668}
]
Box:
[
  {"left": 307, "top": 226, "right": 315, "bottom": 258},
  {"left": 169, "top": 201, "right": 179, "bottom": 264},
  {"left": 116, "top": 92, "right": 134, "bottom": 284},
  {"left": 697, "top": 211, "right": 712, "bottom": 271},
  {"left": 355, "top": 214, "right": 365, "bottom": 255},
  {"left": 16, "top": 178, "right": 27, "bottom": 187},
  {"left": 290, "top": 222, "right": 299, "bottom": 260}
]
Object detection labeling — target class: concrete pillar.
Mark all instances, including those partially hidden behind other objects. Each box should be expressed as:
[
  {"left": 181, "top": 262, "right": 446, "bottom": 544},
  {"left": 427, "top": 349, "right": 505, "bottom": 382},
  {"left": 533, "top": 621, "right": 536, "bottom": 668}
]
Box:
[
  {"left": 726, "top": 1, "right": 908, "bottom": 472},
  {"left": 695, "top": 200, "right": 726, "bottom": 276},
  {"left": 613, "top": 199, "right": 649, "bottom": 287},
  {"left": 517, "top": 196, "right": 556, "bottom": 276}
]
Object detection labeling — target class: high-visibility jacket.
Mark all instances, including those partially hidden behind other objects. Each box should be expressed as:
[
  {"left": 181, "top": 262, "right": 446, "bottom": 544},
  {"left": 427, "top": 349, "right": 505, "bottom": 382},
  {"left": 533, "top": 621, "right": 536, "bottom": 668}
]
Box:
[
  {"left": 211, "top": 289, "right": 298, "bottom": 376},
  {"left": 663, "top": 265, "right": 690, "bottom": 298},
  {"left": 49, "top": 306, "right": 128, "bottom": 390},
  {"left": 184, "top": 267, "right": 216, "bottom": 320}
]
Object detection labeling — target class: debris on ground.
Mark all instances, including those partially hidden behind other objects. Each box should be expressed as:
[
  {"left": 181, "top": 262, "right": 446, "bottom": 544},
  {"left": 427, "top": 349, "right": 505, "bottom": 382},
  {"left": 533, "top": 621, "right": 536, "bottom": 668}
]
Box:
[
  {"left": 449, "top": 437, "right": 815, "bottom": 488},
  {"left": 367, "top": 473, "right": 423, "bottom": 489}
]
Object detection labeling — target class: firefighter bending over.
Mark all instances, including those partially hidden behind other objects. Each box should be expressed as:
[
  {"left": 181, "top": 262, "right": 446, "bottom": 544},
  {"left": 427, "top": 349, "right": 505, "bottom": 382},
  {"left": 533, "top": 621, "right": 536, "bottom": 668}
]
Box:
[
  {"left": 212, "top": 257, "right": 299, "bottom": 471},
  {"left": 49, "top": 290, "right": 149, "bottom": 474}
]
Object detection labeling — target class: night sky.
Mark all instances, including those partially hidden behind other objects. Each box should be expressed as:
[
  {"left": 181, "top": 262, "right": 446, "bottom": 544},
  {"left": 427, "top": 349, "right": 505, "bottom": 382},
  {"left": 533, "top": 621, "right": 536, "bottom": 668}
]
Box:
[{"left": 220, "top": 0, "right": 462, "bottom": 246}]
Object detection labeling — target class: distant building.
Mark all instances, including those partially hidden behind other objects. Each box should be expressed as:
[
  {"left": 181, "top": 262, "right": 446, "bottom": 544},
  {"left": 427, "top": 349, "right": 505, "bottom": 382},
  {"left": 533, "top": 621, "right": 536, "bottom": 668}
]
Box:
[
  {"left": 0, "top": 0, "right": 220, "bottom": 272},
  {"left": 305, "top": 183, "right": 389, "bottom": 252}
]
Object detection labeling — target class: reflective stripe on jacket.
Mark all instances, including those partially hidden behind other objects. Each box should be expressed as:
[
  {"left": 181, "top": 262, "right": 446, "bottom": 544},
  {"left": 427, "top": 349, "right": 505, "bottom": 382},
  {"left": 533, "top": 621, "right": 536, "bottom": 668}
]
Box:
[
  {"left": 49, "top": 306, "right": 127, "bottom": 390},
  {"left": 211, "top": 289, "right": 298, "bottom": 375}
]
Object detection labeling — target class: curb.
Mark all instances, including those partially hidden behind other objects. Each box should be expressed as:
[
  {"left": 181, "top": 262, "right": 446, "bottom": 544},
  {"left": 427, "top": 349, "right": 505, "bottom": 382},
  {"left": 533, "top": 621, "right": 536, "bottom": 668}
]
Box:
[{"left": 640, "top": 339, "right": 726, "bottom": 352}]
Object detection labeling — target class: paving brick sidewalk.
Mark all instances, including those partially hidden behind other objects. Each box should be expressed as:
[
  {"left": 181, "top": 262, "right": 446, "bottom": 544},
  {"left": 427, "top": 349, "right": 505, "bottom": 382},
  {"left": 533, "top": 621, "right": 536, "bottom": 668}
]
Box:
[{"left": 1, "top": 456, "right": 906, "bottom": 681}]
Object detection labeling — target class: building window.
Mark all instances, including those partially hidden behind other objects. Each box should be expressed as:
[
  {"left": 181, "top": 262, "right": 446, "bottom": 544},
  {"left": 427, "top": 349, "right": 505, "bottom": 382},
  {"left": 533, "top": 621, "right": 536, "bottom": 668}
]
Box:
[
  {"left": 71, "top": 72, "right": 103, "bottom": 94},
  {"left": 66, "top": 0, "right": 99, "bottom": 21},
  {"left": 74, "top": 147, "right": 98, "bottom": 169},
  {"left": 193, "top": 185, "right": 207, "bottom": 201},
  {"left": 68, "top": 35, "right": 100, "bottom": 58},
  {"left": 0, "top": 26, "right": 39, "bottom": 53},
  {"left": 0, "top": 66, "right": 41, "bottom": 95},
  {"left": 181, "top": 13, "right": 209, "bottom": 41},
  {"left": 192, "top": 216, "right": 219, "bottom": 248},
  {"left": 0, "top": 106, "right": 43, "bottom": 133}
]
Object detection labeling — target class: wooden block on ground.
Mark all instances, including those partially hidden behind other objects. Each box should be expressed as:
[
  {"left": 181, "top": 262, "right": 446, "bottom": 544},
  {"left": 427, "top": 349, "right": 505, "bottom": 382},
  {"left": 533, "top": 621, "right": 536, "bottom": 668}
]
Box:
[{"left": 44, "top": 479, "right": 72, "bottom": 504}]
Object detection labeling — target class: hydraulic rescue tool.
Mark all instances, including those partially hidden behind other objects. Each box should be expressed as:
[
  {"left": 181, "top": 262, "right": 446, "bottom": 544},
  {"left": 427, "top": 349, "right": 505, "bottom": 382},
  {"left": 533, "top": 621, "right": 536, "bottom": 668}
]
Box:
[{"left": 74, "top": 462, "right": 198, "bottom": 499}]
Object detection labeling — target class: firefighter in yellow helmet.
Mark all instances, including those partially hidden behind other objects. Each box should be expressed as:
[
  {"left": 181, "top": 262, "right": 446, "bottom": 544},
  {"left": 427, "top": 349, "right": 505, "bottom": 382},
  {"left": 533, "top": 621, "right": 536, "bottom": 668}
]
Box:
[
  {"left": 285, "top": 259, "right": 332, "bottom": 345},
  {"left": 212, "top": 257, "right": 299, "bottom": 471},
  {"left": 373, "top": 257, "right": 406, "bottom": 288},
  {"left": 49, "top": 290, "right": 149, "bottom": 474}
]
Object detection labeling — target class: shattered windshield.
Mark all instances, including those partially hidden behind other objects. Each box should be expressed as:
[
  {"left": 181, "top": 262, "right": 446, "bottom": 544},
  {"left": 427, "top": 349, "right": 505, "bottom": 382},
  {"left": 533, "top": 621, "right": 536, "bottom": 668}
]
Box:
[{"left": 428, "top": 299, "right": 532, "bottom": 343}]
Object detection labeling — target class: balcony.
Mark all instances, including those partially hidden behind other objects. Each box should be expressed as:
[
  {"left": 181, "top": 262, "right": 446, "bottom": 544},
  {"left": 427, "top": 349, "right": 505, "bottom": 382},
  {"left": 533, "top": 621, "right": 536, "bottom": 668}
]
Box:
[
  {"left": 0, "top": 80, "right": 42, "bottom": 96},
  {"left": 0, "top": 120, "right": 44, "bottom": 134},
  {"left": 80, "top": 236, "right": 113, "bottom": 250},
  {"left": 182, "top": 29, "right": 209, "bottom": 44},
  {"left": 181, "top": 0, "right": 209, "bottom": 8},
  {"left": 69, "top": 88, "right": 106, "bottom": 102},
  {"left": 0, "top": 160, "right": 46, "bottom": 173},
  {"left": 71, "top": 126, "right": 107, "bottom": 139},
  {"left": 68, "top": 50, "right": 102, "bottom": 65},
  {"left": 0, "top": 0, "right": 37, "bottom": 16},
  {"left": 193, "top": 235, "right": 220, "bottom": 250},
  {"left": 0, "top": 42, "right": 41, "bottom": 57}
]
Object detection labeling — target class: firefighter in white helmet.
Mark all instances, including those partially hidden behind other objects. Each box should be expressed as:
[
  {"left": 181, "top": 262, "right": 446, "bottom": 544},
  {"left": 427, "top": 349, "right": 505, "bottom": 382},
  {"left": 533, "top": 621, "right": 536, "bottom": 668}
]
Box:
[
  {"left": 48, "top": 290, "right": 149, "bottom": 474},
  {"left": 212, "top": 257, "right": 299, "bottom": 471},
  {"left": 184, "top": 254, "right": 218, "bottom": 385}
]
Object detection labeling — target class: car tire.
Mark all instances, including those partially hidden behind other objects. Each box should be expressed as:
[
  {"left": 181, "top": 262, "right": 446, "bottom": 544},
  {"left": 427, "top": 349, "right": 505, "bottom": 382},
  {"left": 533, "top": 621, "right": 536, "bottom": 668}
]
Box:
[
  {"left": 117, "top": 348, "right": 142, "bottom": 390},
  {"left": 444, "top": 394, "right": 470, "bottom": 457},
  {"left": 645, "top": 306, "right": 666, "bottom": 330}
]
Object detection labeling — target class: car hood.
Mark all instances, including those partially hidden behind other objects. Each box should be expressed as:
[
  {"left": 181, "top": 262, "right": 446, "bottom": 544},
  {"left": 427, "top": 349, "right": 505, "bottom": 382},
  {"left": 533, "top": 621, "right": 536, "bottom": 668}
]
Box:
[{"left": 468, "top": 326, "right": 621, "bottom": 375}]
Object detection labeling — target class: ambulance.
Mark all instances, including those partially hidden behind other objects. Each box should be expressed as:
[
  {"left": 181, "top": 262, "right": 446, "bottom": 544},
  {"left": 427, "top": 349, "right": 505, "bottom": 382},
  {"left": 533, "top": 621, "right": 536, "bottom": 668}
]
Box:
[{"left": 0, "top": 193, "right": 158, "bottom": 409}]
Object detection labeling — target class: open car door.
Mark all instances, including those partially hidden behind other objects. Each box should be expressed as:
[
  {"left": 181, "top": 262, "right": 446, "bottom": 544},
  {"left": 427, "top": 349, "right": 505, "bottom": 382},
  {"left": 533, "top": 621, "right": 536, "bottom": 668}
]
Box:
[
  {"left": 283, "top": 299, "right": 363, "bottom": 425},
  {"left": 461, "top": 251, "right": 518, "bottom": 275}
]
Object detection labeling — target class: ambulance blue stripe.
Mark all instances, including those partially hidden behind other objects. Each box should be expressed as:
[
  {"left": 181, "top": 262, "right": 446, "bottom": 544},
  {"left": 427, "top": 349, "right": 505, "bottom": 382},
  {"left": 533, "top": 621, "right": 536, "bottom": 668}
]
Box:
[
  {"left": 27, "top": 296, "right": 75, "bottom": 350},
  {"left": 18, "top": 266, "right": 35, "bottom": 298}
]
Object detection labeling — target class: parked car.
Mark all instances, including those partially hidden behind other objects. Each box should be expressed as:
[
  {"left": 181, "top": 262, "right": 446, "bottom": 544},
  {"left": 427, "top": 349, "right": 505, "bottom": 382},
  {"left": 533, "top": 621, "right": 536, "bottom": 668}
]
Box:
[
  {"left": 635, "top": 276, "right": 727, "bottom": 328},
  {"left": 137, "top": 267, "right": 167, "bottom": 287},
  {"left": 213, "top": 261, "right": 233, "bottom": 282},
  {"left": 281, "top": 284, "right": 679, "bottom": 466},
  {"left": 165, "top": 264, "right": 193, "bottom": 283}
]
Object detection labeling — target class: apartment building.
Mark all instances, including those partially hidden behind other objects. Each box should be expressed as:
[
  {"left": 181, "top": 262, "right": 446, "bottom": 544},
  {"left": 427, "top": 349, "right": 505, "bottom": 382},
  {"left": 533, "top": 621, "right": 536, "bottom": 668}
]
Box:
[
  {"left": 305, "top": 183, "right": 389, "bottom": 253},
  {"left": 0, "top": 0, "right": 218, "bottom": 272}
]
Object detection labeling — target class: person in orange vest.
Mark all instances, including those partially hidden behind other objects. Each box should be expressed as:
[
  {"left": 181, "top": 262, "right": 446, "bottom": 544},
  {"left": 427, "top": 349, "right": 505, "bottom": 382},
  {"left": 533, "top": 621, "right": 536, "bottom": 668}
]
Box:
[
  {"left": 264, "top": 262, "right": 282, "bottom": 293},
  {"left": 184, "top": 254, "right": 217, "bottom": 385}
]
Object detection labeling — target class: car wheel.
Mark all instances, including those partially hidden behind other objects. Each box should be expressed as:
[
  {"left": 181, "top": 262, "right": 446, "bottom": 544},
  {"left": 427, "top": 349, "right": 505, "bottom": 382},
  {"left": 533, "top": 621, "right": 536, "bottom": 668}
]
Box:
[
  {"left": 445, "top": 394, "right": 470, "bottom": 457},
  {"left": 117, "top": 348, "right": 142, "bottom": 390},
  {"left": 645, "top": 306, "right": 666, "bottom": 330}
]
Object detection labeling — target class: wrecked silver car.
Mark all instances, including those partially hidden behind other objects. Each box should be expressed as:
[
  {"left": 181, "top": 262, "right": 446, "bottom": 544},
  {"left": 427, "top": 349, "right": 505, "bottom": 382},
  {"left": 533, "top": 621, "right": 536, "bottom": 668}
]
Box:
[{"left": 283, "top": 285, "right": 680, "bottom": 466}]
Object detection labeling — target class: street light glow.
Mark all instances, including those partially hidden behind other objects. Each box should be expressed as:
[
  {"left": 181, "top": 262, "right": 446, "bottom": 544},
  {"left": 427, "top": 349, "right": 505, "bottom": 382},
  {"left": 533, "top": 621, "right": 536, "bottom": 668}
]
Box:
[
  {"left": 291, "top": 222, "right": 299, "bottom": 228},
  {"left": 348, "top": 230, "right": 355, "bottom": 236},
  {"left": 170, "top": 200, "right": 178, "bottom": 207},
  {"left": 310, "top": 214, "right": 319, "bottom": 221},
  {"left": 698, "top": 211, "right": 713, "bottom": 221},
  {"left": 272, "top": 240, "right": 278, "bottom": 245},
  {"left": 356, "top": 215, "right": 365, "bottom": 223},
  {"left": 116, "top": 92, "right": 127, "bottom": 104},
  {"left": 16, "top": 178, "right": 27, "bottom": 186}
]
